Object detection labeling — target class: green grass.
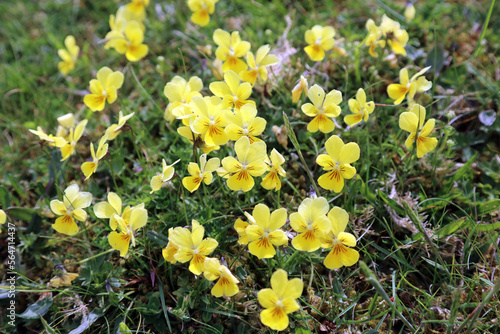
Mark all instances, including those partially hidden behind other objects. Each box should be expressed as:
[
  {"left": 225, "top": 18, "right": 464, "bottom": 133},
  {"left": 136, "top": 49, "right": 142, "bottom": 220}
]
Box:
[{"left": 1, "top": 0, "right": 499, "bottom": 333}]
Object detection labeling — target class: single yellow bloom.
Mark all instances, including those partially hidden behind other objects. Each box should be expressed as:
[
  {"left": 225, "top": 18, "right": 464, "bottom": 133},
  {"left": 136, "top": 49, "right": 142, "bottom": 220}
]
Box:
[
  {"left": 291, "top": 75, "right": 308, "bottom": 103},
  {"left": 322, "top": 207, "right": 359, "bottom": 269},
  {"left": 83, "top": 67, "right": 124, "bottom": 112},
  {"left": 221, "top": 136, "right": 268, "bottom": 192},
  {"left": 245, "top": 204, "right": 288, "bottom": 259},
  {"left": 344, "top": 88, "right": 375, "bottom": 126},
  {"left": 150, "top": 159, "right": 180, "bottom": 194},
  {"left": 224, "top": 103, "right": 266, "bottom": 144},
  {"left": 60, "top": 120, "right": 88, "bottom": 161},
  {"left": 105, "top": 21, "right": 148, "bottom": 62},
  {"left": 405, "top": 3, "right": 416, "bottom": 22},
  {"left": 209, "top": 70, "right": 255, "bottom": 110},
  {"left": 50, "top": 184, "right": 92, "bottom": 235},
  {"left": 258, "top": 269, "right": 303, "bottom": 331},
  {"left": 301, "top": 84, "right": 342, "bottom": 133},
  {"left": 164, "top": 76, "right": 203, "bottom": 123},
  {"left": 182, "top": 153, "right": 220, "bottom": 193},
  {"left": 387, "top": 67, "right": 432, "bottom": 105},
  {"left": 108, "top": 206, "right": 148, "bottom": 257},
  {"left": 49, "top": 265, "right": 79, "bottom": 287},
  {"left": 29, "top": 127, "right": 67, "bottom": 148},
  {"left": 0, "top": 209, "right": 6, "bottom": 225},
  {"left": 261, "top": 149, "right": 286, "bottom": 191},
  {"left": 81, "top": 135, "right": 108, "bottom": 180},
  {"left": 177, "top": 126, "right": 220, "bottom": 154},
  {"left": 316, "top": 135, "right": 360, "bottom": 192},
  {"left": 188, "top": 0, "right": 218, "bottom": 27},
  {"left": 364, "top": 19, "right": 386, "bottom": 57},
  {"left": 240, "top": 45, "right": 279, "bottom": 86},
  {"left": 304, "top": 25, "right": 336, "bottom": 61},
  {"left": 190, "top": 96, "right": 229, "bottom": 147},
  {"left": 125, "top": 0, "right": 149, "bottom": 20},
  {"left": 203, "top": 257, "right": 239, "bottom": 297},
  {"left": 213, "top": 29, "right": 250, "bottom": 73},
  {"left": 58, "top": 35, "right": 79, "bottom": 76},
  {"left": 290, "top": 197, "right": 330, "bottom": 252},
  {"left": 169, "top": 220, "right": 218, "bottom": 275},
  {"left": 399, "top": 104, "right": 438, "bottom": 158},
  {"left": 105, "top": 111, "right": 134, "bottom": 140}
]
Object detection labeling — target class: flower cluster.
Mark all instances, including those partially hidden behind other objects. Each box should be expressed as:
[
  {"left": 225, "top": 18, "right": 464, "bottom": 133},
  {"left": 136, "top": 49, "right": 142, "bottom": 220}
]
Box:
[{"left": 365, "top": 14, "right": 409, "bottom": 56}]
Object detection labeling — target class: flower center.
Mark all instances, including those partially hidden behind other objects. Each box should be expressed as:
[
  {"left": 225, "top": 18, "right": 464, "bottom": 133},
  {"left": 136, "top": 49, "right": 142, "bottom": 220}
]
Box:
[{"left": 276, "top": 300, "right": 283, "bottom": 307}]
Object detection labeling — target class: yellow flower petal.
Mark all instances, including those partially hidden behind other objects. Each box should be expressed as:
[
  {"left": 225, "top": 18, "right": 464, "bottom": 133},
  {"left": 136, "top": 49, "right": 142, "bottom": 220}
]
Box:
[{"left": 53, "top": 215, "right": 79, "bottom": 235}]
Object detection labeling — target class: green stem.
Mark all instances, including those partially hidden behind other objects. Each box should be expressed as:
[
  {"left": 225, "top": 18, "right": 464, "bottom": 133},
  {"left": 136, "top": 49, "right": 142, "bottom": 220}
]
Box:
[
  {"left": 473, "top": 0, "right": 496, "bottom": 57},
  {"left": 283, "top": 112, "right": 321, "bottom": 196},
  {"left": 70, "top": 249, "right": 114, "bottom": 266}
]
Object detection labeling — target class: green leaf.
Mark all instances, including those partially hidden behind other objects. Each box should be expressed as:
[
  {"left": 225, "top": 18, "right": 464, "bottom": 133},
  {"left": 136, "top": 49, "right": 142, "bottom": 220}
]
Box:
[
  {"left": 478, "top": 199, "right": 500, "bottom": 216},
  {"left": 451, "top": 152, "right": 477, "bottom": 183},
  {"left": 7, "top": 207, "right": 36, "bottom": 221},
  {"left": 435, "top": 219, "right": 467, "bottom": 236},
  {"left": 40, "top": 315, "right": 57, "bottom": 334},
  {"left": 68, "top": 309, "right": 105, "bottom": 334},
  {"left": 0, "top": 186, "right": 11, "bottom": 208},
  {"left": 118, "top": 322, "right": 132, "bottom": 334},
  {"left": 146, "top": 230, "right": 169, "bottom": 247},
  {"left": 425, "top": 46, "right": 445, "bottom": 74},
  {"left": 377, "top": 191, "right": 405, "bottom": 216},
  {"left": 18, "top": 298, "right": 52, "bottom": 319},
  {"left": 473, "top": 221, "right": 500, "bottom": 232},
  {"left": 295, "top": 327, "right": 312, "bottom": 334}
]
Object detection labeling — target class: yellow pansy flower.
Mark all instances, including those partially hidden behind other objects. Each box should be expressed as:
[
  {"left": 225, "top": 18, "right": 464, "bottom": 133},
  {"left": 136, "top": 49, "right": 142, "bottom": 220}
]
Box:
[
  {"left": 182, "top": 153, "right": 220, "bottom": 193},
  {"left": 164, "top": 76, "right": 203, "bottom": 123},
  {"left": 150, "top": 159, "right": 180, "bottom": 194},
  {"left": 258, "top": 269, "right": 303, "bottom": 331},
  {"left": 316, "top": 135, "right": 360, "bottom": 192},
  {"left": 301, "top": 84, "right": 342, "bottom": 133},
  {"left": 380, "top": 15, "right": 409, "bottom": 55},
  {"left": 245, "top": 204, "right": 288, "bottom": 259},
  {"left": 321, "top": 206, "right": 359, "bottom": 269},
  {"left": 405, "top": 2, "right": 416, "bottom": 22},
  {"left": 213, "top": 29, "right": 250, "bottom": 73},
  {"left": 83, "top": 67, "right": 124, "bottom": 112},
  {"left": 399, "top": 104, "right": 438, "bottom": 158},
  {"left": 177, "top": 126, "right": 220, "bottom": 154},
  {"left": 190, "top": 96, "right": 229, "bottom": 147},
  {"left": 290, "top": 197, "right": 331, "bottom": 252},
  {"left": 224, "top": 103, "right": 266, "bottom": 144},
  {"left": 304, "top": 25, "right": 336, "bottom": 61},
  {"left": 188, "top": 0, "right": 218, "bottom": 27},
  {"left": 221, "top": 136, "right": 267, "bottom": 192},
  {"left": 105, "top": 21, "right": 148, "bottom": 62},
  {"left": 344, "top": 88, "right": 375, "bottom": 126},
  {"left": 387, "top": 67, "right": 432, "bottom": 105},
  {"left": 105, "top": 111, "right": 134, "bottom": 140},
  {"left": 261, "top": 149, "right": 286, "bottom": 191},
  {"left": 58, "top": 35, "right": 79, "bottom": 76},
  {"left": 240, "top": 45, "right": 279, "bottom": 86},
  {"left": 209, "top": 70, "right": 255, "bottom": 110},
  {"left": 291, "top": 75, "right": 308, "bottom": 103},
  {"left": 108, "top": 206, "right": 148, "bottom": 257},
  {"left": 81, "top": 135, "right": 108, "bottom": 180},
  {"left": 364, "top": 19, "right": 386, "bottom": 57},
  {"left": 170, "top": 220, "right": 218, "bottom": 275},
  {"left": 60, "top": 120, "right": 88, "bottom": 161},
  {"left": 125, "top": 0, "right": 149, "bottom": 20},
  {"left": 50, "top": 184, "right": 92, "bottom": 235},
  {"left": 49, "top": 265, "right": 79, "bottom": 287},
  {"left": 203, "top": 257, "right": 239, "bottom": 297}
]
